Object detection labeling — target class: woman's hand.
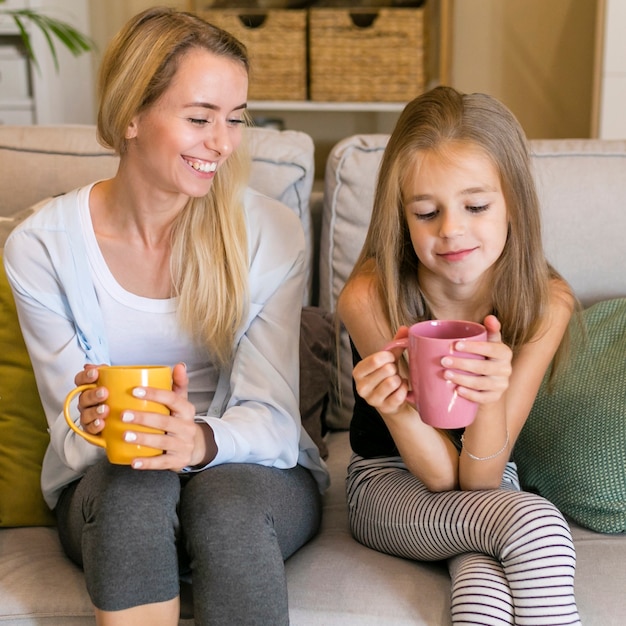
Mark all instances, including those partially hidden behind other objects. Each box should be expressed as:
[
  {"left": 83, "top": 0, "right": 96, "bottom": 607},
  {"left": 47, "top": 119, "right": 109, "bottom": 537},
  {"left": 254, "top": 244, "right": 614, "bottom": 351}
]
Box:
[
  {"left": 74, "top": 363, "right": 216, "bottom": 472},
  {"left": 441, "top": 314, "right": 513, "bottom": 405},
  {"left": 75, "top": 364, "right": 109, "bottom": 435},
  {"left": 352, "top": 326, "right": 411, "bottom": 416}
]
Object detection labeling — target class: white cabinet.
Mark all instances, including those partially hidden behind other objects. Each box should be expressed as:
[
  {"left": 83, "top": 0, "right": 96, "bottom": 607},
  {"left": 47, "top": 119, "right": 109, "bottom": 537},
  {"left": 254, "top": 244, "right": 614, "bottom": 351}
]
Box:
[{"left": 0, "top": 0, "right": 95, "bottom": 125}]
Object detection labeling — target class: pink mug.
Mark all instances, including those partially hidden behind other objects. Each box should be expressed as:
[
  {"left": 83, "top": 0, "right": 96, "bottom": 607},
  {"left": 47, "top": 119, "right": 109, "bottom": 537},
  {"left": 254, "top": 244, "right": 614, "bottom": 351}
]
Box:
[{"left": 384, "top": 320, "right": 487, "bottom": 429}]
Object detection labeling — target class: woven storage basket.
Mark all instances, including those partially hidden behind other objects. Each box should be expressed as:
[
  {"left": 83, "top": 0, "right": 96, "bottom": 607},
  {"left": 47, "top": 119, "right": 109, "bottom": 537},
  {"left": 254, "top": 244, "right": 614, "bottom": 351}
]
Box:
[
  {"left": 309, "top": 7, "right": 426, "bottom": 102},
  {"left": 198, "top": 9, "right": 307, "bottom": 101}
]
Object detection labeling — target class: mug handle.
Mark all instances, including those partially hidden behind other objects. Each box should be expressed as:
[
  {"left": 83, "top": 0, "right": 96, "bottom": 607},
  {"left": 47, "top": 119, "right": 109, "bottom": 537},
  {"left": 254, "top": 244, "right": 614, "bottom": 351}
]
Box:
[
  {"left": 381, "top": 338, "right": 417, "bottom": 406},
  {"left": 63, "top": 384, "right": 107, "bottom": 449}
]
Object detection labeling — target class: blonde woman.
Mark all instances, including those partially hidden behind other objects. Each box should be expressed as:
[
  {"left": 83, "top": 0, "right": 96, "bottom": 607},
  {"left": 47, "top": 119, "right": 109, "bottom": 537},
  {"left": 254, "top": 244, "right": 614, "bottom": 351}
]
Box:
[
  {"left": 339, "top": 86, "right": 581, "bottom": 624},
  {"left": 4, "top": 8, "right": 328, "bottom": 626}
]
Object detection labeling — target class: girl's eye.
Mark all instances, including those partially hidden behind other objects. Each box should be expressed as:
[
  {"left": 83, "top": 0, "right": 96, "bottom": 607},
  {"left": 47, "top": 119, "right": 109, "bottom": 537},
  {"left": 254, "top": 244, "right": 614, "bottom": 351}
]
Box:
[
  {"left": 467, "top": 204, "right": 489, "bottom": 213},
  {"left": 415, "top": 211, "right": 437, "bottom": 221}
]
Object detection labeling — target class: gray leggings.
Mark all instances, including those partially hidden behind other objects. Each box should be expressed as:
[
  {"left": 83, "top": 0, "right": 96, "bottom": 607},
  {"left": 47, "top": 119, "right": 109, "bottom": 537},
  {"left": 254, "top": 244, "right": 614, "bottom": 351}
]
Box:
[
  {"left": 347, "top": 454, "right": 581, "bottom": 626},
  {"left": 56, "top": 458, "right": 321, "bottom": 625}
]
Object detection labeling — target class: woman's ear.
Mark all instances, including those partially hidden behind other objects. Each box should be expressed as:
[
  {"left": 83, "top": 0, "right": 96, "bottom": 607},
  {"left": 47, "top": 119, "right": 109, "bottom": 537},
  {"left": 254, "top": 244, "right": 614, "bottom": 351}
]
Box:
[{"left": 125, "top": 118, "right": 138, "bottom": 140}]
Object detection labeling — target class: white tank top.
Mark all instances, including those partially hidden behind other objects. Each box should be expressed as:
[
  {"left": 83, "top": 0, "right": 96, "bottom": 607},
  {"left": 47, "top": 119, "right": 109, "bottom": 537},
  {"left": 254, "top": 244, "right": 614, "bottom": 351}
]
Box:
[{"left": 80, "top": 202, "right": 217, "bottom": 414}]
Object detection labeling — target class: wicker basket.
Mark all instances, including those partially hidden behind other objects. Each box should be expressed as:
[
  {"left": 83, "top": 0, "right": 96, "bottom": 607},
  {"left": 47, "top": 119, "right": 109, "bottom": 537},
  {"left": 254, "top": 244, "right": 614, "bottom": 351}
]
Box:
[
  {"left": 198, "top": 9, "right": 307, "bottom": 101},
  {"left": 309, "top": 7, "right": 426, "bottom": 102}
]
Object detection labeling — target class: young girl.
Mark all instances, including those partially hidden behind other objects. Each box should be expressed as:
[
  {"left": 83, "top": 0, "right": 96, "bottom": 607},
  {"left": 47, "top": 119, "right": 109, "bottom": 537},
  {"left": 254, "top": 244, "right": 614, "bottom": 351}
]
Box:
[
  {"left": 338, "top": 86, "right": 581, "bottom": 625},
  {"left": 4, "top": 8, "right": 328, "bottom": 626}
]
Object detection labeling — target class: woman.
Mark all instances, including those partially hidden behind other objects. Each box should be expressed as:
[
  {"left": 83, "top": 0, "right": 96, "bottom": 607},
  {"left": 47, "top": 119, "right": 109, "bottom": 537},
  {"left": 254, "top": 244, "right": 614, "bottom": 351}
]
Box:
[
  {"left": 4, "top": 7, "right": 328, "bottom": 626},
  {"left": 338, "top": 86, "right": 580, "bottom": 624}
]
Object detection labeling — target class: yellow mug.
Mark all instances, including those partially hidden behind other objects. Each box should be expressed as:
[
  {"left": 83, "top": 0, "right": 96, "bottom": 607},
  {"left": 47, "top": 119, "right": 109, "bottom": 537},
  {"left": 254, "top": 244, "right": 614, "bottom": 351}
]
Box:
[{"left": 63, "top": 365, "right": 172, "bottom": 465}]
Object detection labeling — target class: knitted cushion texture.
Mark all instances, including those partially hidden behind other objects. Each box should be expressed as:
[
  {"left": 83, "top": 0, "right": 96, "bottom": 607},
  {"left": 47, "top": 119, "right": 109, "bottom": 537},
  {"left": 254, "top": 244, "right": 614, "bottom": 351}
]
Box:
[{"left": 515, "top": 298, "right": 626, "bottom": 533}]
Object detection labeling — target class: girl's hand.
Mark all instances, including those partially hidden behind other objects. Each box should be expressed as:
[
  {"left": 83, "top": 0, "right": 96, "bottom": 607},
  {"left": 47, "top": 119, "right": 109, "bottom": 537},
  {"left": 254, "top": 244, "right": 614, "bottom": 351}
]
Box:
[
  {"left": 353, "top": 326, "right": 411, "bottom": 415},
  {"left": 441, "top": 314, "right": 512, "bottom": 405}
]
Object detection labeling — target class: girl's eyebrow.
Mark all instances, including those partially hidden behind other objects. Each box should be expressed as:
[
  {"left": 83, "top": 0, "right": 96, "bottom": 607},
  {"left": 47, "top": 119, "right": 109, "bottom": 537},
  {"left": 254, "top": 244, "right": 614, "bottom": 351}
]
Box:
[{"left": 405, "top": 186, "right": 497, "bottom": 204}]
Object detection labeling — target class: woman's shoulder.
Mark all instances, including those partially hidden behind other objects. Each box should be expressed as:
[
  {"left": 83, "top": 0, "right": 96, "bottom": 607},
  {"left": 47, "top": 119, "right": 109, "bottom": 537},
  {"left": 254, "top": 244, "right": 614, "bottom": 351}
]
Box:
[{"left": 7, "top": 185, "right": 91, "bottom": 240}]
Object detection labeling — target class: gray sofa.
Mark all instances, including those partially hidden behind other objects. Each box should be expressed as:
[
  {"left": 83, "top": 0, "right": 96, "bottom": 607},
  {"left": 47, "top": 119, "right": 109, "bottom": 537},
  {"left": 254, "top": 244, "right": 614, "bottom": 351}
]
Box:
[{"left": 1, "top": 126, "right": 625, "bottom": 625}]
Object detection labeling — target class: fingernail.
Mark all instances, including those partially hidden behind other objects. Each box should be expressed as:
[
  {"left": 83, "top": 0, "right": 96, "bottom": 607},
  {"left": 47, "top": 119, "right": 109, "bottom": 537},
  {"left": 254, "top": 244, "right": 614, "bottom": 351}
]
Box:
[
  {"left": 122, "top": 411, "right": 134, "bottom": 423},
  {"left": 95, "top": 388, "right": 106, "bottom": 399},
  {"left": 124, "top": 431, "right": 137, "bottom": 442},
  {"left": 441, "top": 357, "right": 453, "bottom": 367},
  {"left": 93, "top": 418, "right": 101, "bottom": 427},
  {"left": 132, "top": 460, "right": 143, "bottom": 469},
  {"left": 96, "top": 404, "right": 106, "bottom": 415},
  {"left": 87, "top": 368, "right": 97, "bottom": 379},
  {"left": 456, "top": 342, "right": 465, "bottom": 351},
  {"left": 132, "top": 387, "right": 146, "bottom": 398}
]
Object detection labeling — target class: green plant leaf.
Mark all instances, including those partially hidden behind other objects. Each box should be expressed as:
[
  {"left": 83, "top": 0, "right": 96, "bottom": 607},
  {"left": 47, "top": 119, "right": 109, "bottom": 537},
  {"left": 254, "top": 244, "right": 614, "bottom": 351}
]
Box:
[{"left": 2, "top": 8, "right": 95, "bottom": 72}]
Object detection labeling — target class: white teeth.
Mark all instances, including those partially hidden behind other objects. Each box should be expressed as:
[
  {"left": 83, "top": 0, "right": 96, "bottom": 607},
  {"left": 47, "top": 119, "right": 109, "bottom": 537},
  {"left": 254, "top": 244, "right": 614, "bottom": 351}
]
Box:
[{"left": 185, "top": 158, "right": 217, "bottom": 173}]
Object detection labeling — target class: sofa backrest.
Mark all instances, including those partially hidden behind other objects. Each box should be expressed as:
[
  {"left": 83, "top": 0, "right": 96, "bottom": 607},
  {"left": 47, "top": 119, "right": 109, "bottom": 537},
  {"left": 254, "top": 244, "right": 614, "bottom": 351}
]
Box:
[
  {"left": 0, "top": 124, "right": 315, "bottom": 303},
  {"left": 319, "top": 134, "right": 626, "bottom": 429}
]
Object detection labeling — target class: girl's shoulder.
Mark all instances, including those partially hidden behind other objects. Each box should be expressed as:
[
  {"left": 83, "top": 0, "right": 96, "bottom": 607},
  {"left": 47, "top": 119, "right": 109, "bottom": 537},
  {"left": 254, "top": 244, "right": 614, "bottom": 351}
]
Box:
[
  {"left": 548, "top": 275, "right": 576, "bottom": 317},
  {"left": 338, "top": 260, "right": 387, "bottom": 326}
]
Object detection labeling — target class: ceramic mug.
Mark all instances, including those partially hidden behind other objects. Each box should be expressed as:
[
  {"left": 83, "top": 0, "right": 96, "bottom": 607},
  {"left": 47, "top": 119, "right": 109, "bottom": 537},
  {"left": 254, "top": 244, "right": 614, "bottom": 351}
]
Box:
[
  {"left": 63, "top": 365, "right": 172, "bottom": 464},
  {"left": 384, "top": 320, "right": 487, "bottom": 429}
]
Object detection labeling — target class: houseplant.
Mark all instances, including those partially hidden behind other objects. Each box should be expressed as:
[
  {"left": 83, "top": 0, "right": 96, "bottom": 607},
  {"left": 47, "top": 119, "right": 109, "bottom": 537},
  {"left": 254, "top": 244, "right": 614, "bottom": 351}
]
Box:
[{"left": 0, "top": 0, "right": 94, "bottom": 70}]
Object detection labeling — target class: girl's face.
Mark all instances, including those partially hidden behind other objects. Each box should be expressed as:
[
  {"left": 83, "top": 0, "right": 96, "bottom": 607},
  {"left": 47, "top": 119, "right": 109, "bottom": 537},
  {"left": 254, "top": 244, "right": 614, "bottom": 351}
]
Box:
[
  {"left": 402, "top": 142, "right": 509, "bottom": 292},
  {"left": 125, "top": 47, "right": 248, "bottom": 198}
]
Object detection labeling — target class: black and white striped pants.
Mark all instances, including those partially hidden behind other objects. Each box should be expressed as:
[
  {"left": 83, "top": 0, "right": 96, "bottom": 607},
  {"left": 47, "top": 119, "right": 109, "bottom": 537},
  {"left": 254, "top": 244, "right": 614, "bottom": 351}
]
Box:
[{"left": 347, "top": 454, "right": 581, "bottom": 625}]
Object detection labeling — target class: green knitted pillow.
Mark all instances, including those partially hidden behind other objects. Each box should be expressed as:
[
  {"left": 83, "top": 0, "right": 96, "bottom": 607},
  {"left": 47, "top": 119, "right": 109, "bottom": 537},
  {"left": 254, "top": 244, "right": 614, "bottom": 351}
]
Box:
[{"left": 515, "top": 298, "right": 626, "bottom": 534}]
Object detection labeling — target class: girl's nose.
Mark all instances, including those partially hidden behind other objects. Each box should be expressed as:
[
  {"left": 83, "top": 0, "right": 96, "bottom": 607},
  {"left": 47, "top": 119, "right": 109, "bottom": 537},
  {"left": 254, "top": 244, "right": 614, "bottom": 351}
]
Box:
[{"left": 439, "top": 209, "right": 464, "bottom": 238}]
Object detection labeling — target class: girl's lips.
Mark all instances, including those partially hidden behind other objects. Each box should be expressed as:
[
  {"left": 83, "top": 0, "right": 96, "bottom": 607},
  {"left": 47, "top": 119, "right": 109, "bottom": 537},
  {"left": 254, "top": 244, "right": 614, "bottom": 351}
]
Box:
[{"left": 438, "top": 248, "right": 476, "bottom": 262}]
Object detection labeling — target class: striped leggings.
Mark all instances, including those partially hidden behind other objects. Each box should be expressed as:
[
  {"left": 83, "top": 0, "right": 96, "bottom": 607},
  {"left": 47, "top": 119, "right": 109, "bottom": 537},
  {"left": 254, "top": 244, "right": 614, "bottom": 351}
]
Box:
[{"left": 346, "top": 454, "right": 581, "bottom": 625}]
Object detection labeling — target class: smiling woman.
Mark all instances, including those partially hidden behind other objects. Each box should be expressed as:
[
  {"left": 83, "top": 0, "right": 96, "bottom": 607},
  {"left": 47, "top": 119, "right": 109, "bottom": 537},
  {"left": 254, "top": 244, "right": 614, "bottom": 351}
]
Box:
[{"left": 3, "top": 7, "right": 328, "bottom": 626}]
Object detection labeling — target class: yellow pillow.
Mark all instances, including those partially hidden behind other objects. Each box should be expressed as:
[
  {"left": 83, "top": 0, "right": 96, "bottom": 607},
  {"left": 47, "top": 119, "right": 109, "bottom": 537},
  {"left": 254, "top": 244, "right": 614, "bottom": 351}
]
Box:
[{"left": 0, "top": 254, "right": 55, "bottom": 526}]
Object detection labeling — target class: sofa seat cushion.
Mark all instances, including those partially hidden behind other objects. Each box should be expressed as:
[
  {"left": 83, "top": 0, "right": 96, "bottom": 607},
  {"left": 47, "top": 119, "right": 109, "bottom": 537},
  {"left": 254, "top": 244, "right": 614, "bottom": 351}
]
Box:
[{"left": 515, "top": 298, "right": 626, "bottom": 533}]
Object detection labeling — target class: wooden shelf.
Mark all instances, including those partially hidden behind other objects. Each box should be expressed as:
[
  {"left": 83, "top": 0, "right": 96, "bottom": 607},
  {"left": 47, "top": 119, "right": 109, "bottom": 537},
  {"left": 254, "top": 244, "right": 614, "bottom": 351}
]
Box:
[{"left": 248, "top": 101, "right": 407, "bottom": 113}]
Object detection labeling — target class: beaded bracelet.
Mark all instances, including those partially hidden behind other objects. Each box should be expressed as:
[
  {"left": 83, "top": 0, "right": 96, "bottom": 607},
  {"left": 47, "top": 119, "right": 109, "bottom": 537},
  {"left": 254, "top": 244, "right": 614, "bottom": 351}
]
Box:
[{"left": 461, "top": 429, "right": 510, "bottom": 461}]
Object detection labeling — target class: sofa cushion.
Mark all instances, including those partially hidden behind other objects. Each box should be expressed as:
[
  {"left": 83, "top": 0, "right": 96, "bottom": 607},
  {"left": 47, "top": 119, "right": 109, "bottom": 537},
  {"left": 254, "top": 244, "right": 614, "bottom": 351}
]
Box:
[
  {"left": 515, "top": 298, "right": 626, "bottom": 533},
  {"left": 319, "top": 134, "right": 389, "bottom": 429},
  {"left": 530, "top": 139, "right": 626, "bottom": 307},
  {"left": 0, "top": 125, "right": 119, "bottom": 219},
  {"left": 0, "top": 253, "right": 55, "bottom": 527}
]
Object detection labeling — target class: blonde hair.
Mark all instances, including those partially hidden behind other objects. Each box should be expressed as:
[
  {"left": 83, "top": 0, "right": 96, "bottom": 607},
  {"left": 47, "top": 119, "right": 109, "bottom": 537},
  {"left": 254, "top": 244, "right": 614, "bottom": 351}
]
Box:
[
  {"left": 352, "top": 86, "right": 567, "bottom": 354},
  {"left": 97, "top": 7, "right": 251, "bottom": 365}
]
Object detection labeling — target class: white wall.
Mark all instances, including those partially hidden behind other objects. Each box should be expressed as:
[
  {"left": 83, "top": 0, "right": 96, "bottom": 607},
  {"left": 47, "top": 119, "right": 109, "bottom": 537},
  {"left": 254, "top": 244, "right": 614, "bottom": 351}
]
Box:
[
  {"left": 450, "top": 0, "right": 598, "bottom": 139},
  {"left": 595, "top": 0, "right": 626, "bottom": 138}
]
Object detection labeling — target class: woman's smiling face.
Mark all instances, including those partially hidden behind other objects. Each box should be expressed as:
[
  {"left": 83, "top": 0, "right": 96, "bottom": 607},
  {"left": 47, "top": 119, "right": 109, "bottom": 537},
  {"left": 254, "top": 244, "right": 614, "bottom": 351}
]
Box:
[
  {"left": 125, "top": 47, "right": 249, "bottom": 199},
  {"left": 402, "top": 141, "right": 509, "bottom": 291}
]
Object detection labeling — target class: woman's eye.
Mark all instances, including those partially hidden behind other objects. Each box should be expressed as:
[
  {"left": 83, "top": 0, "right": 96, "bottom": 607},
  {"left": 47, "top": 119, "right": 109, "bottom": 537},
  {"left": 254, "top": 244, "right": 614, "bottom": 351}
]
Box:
[
  {"left": 467, "top": 204, "right": 489, "bottom": 213},
  {"left": 227, "top": 118, "right": 245, "bottom": 127},
  {"left": 189, "top": 118, "right": 209, "bottom": 126}
]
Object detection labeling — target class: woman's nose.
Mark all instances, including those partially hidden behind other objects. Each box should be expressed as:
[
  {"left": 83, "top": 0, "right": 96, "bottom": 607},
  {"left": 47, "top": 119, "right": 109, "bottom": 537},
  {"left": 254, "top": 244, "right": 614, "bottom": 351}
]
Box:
[{"left": 205, "top": 122, "right": 232, "bottom": 157}]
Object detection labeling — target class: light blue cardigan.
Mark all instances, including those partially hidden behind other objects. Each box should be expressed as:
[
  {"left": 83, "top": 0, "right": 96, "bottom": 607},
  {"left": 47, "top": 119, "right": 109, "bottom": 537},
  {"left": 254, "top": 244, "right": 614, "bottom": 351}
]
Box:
[{"left": 4, "top": 184, "right": 329, "bottom": 507}]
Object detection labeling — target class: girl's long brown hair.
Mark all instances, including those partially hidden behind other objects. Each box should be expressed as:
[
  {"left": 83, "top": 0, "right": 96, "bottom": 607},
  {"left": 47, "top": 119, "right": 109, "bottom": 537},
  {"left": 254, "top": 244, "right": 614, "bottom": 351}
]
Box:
[{"left": 350, "top": 86, "right": 569, "bottom": 357}]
